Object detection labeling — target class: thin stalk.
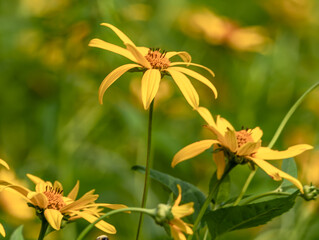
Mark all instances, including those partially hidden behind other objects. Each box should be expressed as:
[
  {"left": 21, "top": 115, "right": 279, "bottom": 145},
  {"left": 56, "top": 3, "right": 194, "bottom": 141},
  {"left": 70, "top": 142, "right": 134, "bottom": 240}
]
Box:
[
  {"left": 136, "top": 100, "right": 154, "bottom": 240},
  {"left": 187, "top": 163, "right": 235, "bottom": 240},
  {"left": 203, "top": 228, "right": 209, "bottom": 240},
  {"left": 77, "top": 207, "right": 155, "bottom": 240},
  {"left": 239, "top": 191, "right": 290, "bottom": 206},
  {"left": 233, "top": 81, "right": 319, "bottom": 206},
  {"left": 38, "top": 219, "right": 49, "bottom": 240}
]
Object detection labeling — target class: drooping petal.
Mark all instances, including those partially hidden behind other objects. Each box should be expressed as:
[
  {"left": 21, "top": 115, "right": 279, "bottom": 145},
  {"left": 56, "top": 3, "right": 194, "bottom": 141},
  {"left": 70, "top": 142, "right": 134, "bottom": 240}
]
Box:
[
  {"left": 170, "top": 218, "right": 193, "bottom": 234},
  {"left": 0, "top": 223, "right": 5, "bottom": 237},
  {"left": 168, "top": 67, "right": 217, "bottom": 98},
  {"left": 255, "top": 144, "right": 313, "bottom": 160},
  {"left": 174, "top": 184, "right": 182, "bottom": 206},
  {"left": 44, "top": 209, "right": 63, "bottom": 230},
  {"left": 165, "top": 51, "right": 192, "bottom": 63},
  {"left": 27, "top": 192, "right": 48, "bottom": 209},
  {"left": 141, "top": 69, "right": 161, "bottom": 109},
  {"left": 100, "top": 23, "right": 136, "bottom": 46},
  {"left": 170, "top": 224, "right": 186, "bottom": 240},
  {"left": 166, "top": 69, "right": 199, "bottom": 109},
  {"left": 250, "top": 127, "right": 263, "bottom": 142},
  {"left": 224, "top": 129, "right": 238, "bottom": 152},
  {"left": 213, "top": 150, "right": 225, "bottom": 179},
  {"left": 125, "top": 43, "right": 151, "bottom": 68},
  {"left": 170, "top": 62, "right": 215, "bottom": 78},
  {"left": 172, "top": 140, "right": 219, "bottom": 167},
  {"left": 0, "top": 159, "right": 9, "bottom": 170},
  {"left": 74, "top": 211, "right": 117, "bottom": 234},
  {"left": 67, "top": 180, "right": 79, "bottom": 200},
  {"left": 89, "top": 39, "right": 137, "bottom": 62},
  {"left": 249, "top": 157, "right": 304, "bottom": 193},
  {"left": 172, "top": 202, "right": 194, "bottom": 219},
  {"left": 26, "top": 174, "right": 44, "bottom": 185},
  {"left": 237, "top": 141, "right": 261, "bottom": 156},
  {"left": 98, "top": 63, "right": 140, "bottom": 104},
  {"left": 196, "top": 107, "right": 216, "bottom": 127},
  {"left": 0, "top": 181, "right": 31, "bottom": 200}
]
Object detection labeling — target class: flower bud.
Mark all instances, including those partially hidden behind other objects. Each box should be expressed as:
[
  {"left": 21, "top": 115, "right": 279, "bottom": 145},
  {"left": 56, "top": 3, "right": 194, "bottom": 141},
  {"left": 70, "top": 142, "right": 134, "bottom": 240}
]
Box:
[
  {"left": 301, "top": 185, "right": 319, "bottom": 201},
  {"left": 154, "top": 203, "right": 174, "bottom": 225}
]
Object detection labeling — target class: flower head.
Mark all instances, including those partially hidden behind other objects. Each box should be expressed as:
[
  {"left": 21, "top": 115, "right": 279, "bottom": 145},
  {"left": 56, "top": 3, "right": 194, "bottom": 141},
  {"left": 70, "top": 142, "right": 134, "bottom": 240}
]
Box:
[
  {"left": 89, "top": 23, "right": 217, "bottom": 110},
  {"left": 0, "top": 174, "right": 127, "bottom": 234},
  {"left": 172, "top": 107, "right": 313, "bottom": 193},
  {"left": 155, "top": 184, "right": 194, "bottom": 240}
]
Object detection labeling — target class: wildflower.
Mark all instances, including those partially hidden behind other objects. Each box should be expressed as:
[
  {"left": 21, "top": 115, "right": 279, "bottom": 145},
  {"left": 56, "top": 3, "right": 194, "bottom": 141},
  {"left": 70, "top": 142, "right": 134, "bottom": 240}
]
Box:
[
  {"left": 89, "top": 23, "right": 217, "bottom": 110},
  {"left": 172, "top": 107, "right": 313, "bottom": 193},
  {"left": 155, "top": 184, "right": 194, "bottom": 240},
  {"left": 0, "top": 174, "right": 127, "bottom": 234}
]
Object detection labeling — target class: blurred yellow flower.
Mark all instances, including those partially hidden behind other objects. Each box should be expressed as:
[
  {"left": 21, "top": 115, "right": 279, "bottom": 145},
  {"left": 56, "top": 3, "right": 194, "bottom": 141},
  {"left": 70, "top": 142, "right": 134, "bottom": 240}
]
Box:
[
  {"left": 0, "top": 158, "right": 9, "bottom": 237},
  {"left": 172, "top": 107, "right": 313, "bottom": 193},
  {"left": 89, "top": 23, "right": 217, "bottom": 110},
  {"left": 0, "top": 159, "right": 9, "bottom": 170},
  {"left": 0, "top": 174, "right": 127, "bottom": 234},
  {"left": 169, "top": 184, "right": 194, "bottom": 240},
  {"left": 179, "top": 9, "right": 270, "bottom": 52}
]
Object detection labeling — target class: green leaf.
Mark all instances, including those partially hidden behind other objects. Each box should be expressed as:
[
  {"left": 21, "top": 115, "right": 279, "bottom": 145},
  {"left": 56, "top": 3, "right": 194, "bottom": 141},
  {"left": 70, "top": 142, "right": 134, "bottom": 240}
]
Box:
[
  {"left": 132, "top": 165, "right": 208, "bottom": 221},
  {"left": 10, "top": 225, "right": 24, "bottom": 240},
  {"left": 209, "top": 173, "right": 230, "bottom": 205},
  {"left": 280, "top": 158, "right": 298, "bottom": 191},
  {"left": 205, "top": 191, "right": 298, "bottom": 240}
]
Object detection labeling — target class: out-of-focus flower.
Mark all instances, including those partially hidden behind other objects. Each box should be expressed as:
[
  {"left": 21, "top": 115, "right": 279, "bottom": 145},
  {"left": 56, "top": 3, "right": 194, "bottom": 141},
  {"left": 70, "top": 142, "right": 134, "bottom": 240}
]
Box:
[
  {"left": 0, "top": 158, "right": 9, "bottom": 237},
  {"left": 155, "top": 184, "right": 194, "bottom": 240},
  {"left": 172, "top": 107, "right": 313, "bottom": 193},
  {"left": 0, "top": 174, "right": 127, "bottom": 234},
  {"left": 19, "top": 0, "right": 69, "bottom": 17},
  {"left": 179, "top": 9, "right": 270, "bottom": 52},
  {"left": 0, "top": 159, "right": 9, "bottom": 170},
  {"left": 121, "top": 3, "right": 152, "bottom": 21},
  {"left": 89, "top": 23, "right": 217, "bottom": 110}
]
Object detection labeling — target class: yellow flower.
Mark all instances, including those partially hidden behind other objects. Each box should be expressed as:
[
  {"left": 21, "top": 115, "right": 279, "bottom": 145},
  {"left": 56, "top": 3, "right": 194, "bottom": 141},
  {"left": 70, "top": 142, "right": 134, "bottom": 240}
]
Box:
[
  {"left": 0, "top": 158, "right": 9, "bottom": 170},
  {"left": 0, "top": 174, "right": 127, "bottom": 234},
  {"left": 169, "top": 184, "right": 194, "bottom": 240},
  {"left": 172, "top": 107, "right": 313, "bottom": 193},
  {"left": 0, "top": 158, "right": 9, "bottom": 237},
  {"left": 89, "top": 23, "right": 217, "bottom": 110}
]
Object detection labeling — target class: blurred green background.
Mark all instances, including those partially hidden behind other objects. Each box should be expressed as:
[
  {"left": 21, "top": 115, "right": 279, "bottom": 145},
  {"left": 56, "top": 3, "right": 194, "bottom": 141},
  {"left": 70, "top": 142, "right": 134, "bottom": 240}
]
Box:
[{"left": 0, "top": 0, "right": 319, "bottom": 239}]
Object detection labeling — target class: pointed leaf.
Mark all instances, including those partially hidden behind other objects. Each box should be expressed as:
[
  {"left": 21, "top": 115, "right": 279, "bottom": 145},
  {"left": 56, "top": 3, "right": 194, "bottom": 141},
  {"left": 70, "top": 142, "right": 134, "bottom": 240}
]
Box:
[{"left": 10, "top": 225, "right": 24, "bottom": 240}]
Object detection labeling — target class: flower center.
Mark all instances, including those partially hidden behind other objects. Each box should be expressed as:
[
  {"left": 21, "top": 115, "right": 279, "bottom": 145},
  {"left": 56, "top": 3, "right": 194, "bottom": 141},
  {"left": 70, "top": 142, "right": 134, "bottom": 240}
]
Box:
[
  {"left": 43, "top": 186, "right": 66, "bottom": 210},
  {"left": 145, "top": 48, "right": 170, "bottom": 70},
  {"left": 236, "top": 129, "right": 253, "bottom": 148}
]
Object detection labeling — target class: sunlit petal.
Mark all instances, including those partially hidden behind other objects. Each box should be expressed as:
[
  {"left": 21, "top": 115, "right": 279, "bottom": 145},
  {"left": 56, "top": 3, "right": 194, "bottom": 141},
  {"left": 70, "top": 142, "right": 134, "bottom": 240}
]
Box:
[
  {"left": 172, "top": 202, "right": 194, "bottom": 219},
  {"left": 174, "top": 184, "right": 182, "bottom": 206},
  {"left": 44, "top": 209, "right": 63, "bottom": 230},
  {"left": 166, "top": 69, "right": 199, "bottom": 109},
  {"left": 165, "top": 51, "right": 191, "bottom": 63},
  {"left": 249, "top": 157, "right": 304, "bottom": 193},
  {"left": 213, "top": 150, "right": 225, "bottom": 179},
  {"left": 255, "top": 144, "right": 313, "bottom": 160},
  {"left": 89, "top": 38, "right": 137, "bottom": 62},
  {"left": 0, "top": 181, "right": 30, "bottom": 200},
  {"left": 169, "top": 67, "right": 217, "bottom": 98},
  {"left": 28, "top": 192, "right": 48, "bottom": 209},
  {"left": 60, "top": 190, "right": 98, "bottom": 212},
  {"left": 26, "top": 174, "right": 44, "bottom": 185},
  {"left": 67, "top": 180, "right": 79, "bottom": 200},
  {"left": 141, "top": 69, "right": 161, "bottom": 109},
  {"left": 172, "top": 140, "right": 219, "bottom": 167},
  {"left": 170, "top": 62, "right": 215, "bottom": 78},
  {"left": 237, "top": 141, "right": 261, "bottom": 156},
  {"left": 125, "top": 43, "right": 151, "bottom": 68},
  {"left": 0, "top": 159, "right": 9, "bottom": 170},
  {"left": 224, "top": 129, "right": 237, "bottom": 152},
  {"left": 216, "top": 115, "right": 235, "bottom": 133},
  {"left": 100, "top": 23, "right": 136, "bottom": 46},
  {"left": 250, "top": 127, "right": 263, "bottom": 141},
  {"left": 170, "top": 225, "right": 186, "bottom": 240},
  {"left": 171, "top": 218, "right": 193, "bottom": 234},
  {"left": 196, "top": 107, "right": 216, "bottom": 127},
  {"left": 99, "top": 64, "right": 140, "bottom": 104}
]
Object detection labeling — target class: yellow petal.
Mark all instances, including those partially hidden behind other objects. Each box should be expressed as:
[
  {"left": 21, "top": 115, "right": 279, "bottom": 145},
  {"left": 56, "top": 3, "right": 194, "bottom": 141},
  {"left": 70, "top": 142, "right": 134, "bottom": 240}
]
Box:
[
  {"left": 141, "top": 69, "right": 161, "bottom": 109},
  {"left": 74, "top": 211, "right": 117, "bottom": 234},
  {"left": 216, "top": 115, "right": 235, "bottom": 133},
  {"left": 170, "top": 218, "right": 193, "bottom": 235},
  {"left": 170, "top": 224, "right": 187, "bottom": 240},
  {"left": 61, "top": 190, "right": 98, "bottom": 212},
  {"left": 125, "top": 43, "right": 151, "bottom": 68},
  {"left": 67, "top": 180, "right": 79, "bottom": 200},
  {"left": 166, "top": 69, "right": 199, "bottom": 109},
  {"left": 35, "top": 181, "right": 52, "bottom": 193},
  {"left": 0, "top": 180, "right": 30, "bottom": 200},
  {"left": 172, "top": 140, "right": 219, "bottom": 167},
  {"left": 170, "top": 62, "right": 215, "bottom": 78},
  {"left": 213, "top": 150, "right": 225, "bottom": 179},
  {"left": 27, "top": 192, "right": 48, "bottom": 209},
  {"left": 91, "top": 203, "right": 128, "bottom": 210},
  {"left": 250, "top": 127, "right": 263, "bottom": 141},
  {"left": 0, "top": 159, "right": 9, "bottom": 170},
  {"left": 100, "top": 23, "right": 136, "bottom": 46},
  {"left": 136, "top": 46, "right": 150, "bottom": 56},
  {"left": 224, "top": 129, "right": 237, "bottom": 152},
  {"left": 172, "top": 202, "right": 194, "bottom": 219},
  {"left": 174, "top": 184, "right": 182, "bottom": 206},
  {"left": 255, "top": 144, "right": 313, "bottom": 160},
  {"left": 0, "top": 223, "right": 5, "bottom": 237},
  {"left": 168, "top": 67, "right": 217, "bottom": 98},
  {"left": 89, "top": 38, "right": 137, "bottom": 62},
  {"left": 44, "top": 209, "right": 63, "bottom": 230},
  {"left": 26, "top": 174, "right": 44, "bottom": 185},
  {"left": 165, "top": 51, "right": 191, "bottom": 63},
  {"left": 237, "top": 141, "right": 261, "bottom": 156},
  {"left": 196, "top": 107, "right": 216, "bottom": 127},
  {"left": 53, "top": 181, "right": 63, "bottom": 191},
  {"left": 249, "top": 157, "right": 304, "bottom": 193},
  {"left": 98, "top": 63, "right": 140, "bottom": 104}
]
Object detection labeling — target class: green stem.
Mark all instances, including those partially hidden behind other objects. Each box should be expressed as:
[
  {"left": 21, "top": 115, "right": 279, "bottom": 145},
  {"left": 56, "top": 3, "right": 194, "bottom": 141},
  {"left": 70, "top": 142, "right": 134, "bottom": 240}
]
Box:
[
  {"left": 187, "top": 163, "right": 235, "bottom": 240},
  {"left": 136, "top": 100, "right": 154, "bottom": 240},
  {"left": 77, "top": 207, "right": 156, "bottom": 240},
  {"left": 239, "top": 191, "right": 290, "bottom": 206},
  {"left": 203, "top": 228, "right": 209, "bottom": 240},
  {"left": 233, "top": 81, "right": 319, "bottom": 206},
  {"left": 38, "top": 219, "right": 49, "bottom": 240}
]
